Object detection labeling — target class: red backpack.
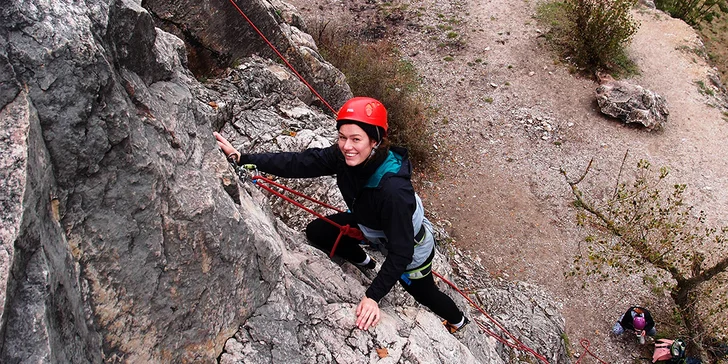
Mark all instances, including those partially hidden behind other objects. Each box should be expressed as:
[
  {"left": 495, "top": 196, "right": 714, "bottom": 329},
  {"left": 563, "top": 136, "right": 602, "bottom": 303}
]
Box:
[{"left": 653, "top": 338, "right": 687, "bottom": 363}]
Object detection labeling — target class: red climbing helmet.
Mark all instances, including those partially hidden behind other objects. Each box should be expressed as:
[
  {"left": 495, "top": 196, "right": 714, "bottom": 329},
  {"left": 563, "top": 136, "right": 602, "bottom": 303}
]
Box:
[
  {"left": 633, "top": 316, "right": 646, "bottom": 330},
  {"left": 336, "top": 97, "right": 388, "bottom": 132}
]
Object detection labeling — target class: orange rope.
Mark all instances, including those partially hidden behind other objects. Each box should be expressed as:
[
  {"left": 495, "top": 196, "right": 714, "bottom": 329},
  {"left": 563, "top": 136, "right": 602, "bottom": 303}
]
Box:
[
  {"left": 252, "top": 175, "right": 364, "bottom": 258},
  {"left": 574, "top": 339, "right": 609, "bottom": 364},
  {"left": 432, "top": 271, "right": 551, "bottom": 364}
]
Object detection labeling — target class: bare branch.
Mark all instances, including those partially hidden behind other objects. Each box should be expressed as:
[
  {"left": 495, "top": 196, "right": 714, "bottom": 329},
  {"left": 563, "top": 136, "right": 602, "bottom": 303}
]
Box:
[
  {"left": 612, "top": 149, "right": 629, "bottom": 200},
  {"left": 562, "top": 158, "right": 593, "bottom": 187},
  {"left": 563, "top": 163, "right": 687, "bottom": 283},
  {"left": 682, "top": 256, "right": 728, "bottom": 291}
]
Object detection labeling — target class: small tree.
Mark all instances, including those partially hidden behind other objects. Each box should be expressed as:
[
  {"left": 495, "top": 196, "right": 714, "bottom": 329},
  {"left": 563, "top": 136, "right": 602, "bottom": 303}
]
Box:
[
  {"left": 655, "top": 0, "right": 728, "bottom": 25},
  {"left": 562, "top": 155, "right": 728, "bottom": 361},
  {"left": 537, "top": 0, "right": 640, "bottom": 75},
  {"left": 568, "top": 0, "right": 639, "bottom": 71}
]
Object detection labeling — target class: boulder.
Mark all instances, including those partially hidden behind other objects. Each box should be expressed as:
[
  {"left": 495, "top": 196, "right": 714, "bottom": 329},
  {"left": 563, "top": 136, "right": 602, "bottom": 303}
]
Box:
[
  {"left": 638, "top": 0, "right": 656, "bottom": 9},
  {"left": 595, "top": 80, "right": 669, "bottom": 131}
]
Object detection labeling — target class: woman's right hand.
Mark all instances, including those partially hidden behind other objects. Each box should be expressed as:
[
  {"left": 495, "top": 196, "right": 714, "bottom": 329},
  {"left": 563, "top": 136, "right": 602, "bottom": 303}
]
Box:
[
  {"left": 214, "top": 132, "right": 241, "bottom": 164},
  {"left": 355, "top": 296, "right": 381, "bottom": 330}
]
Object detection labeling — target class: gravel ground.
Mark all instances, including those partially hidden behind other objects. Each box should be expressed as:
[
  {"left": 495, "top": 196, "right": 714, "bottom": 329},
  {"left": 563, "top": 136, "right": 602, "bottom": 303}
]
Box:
[{"left": 286, "top": 0, "right": 728, "bottom": 362}]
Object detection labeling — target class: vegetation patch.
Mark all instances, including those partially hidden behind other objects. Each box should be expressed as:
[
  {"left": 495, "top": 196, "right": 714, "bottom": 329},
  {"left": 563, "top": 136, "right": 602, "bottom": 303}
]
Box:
[
  {"left": 312, "top": 21, "right": 437, "bottom": 169},
  {"left": 655, "top": 1, "right": 728, "bottom": 81},
  {"left": 655, "top": 0, "right": 728, "bottom": 25},
  {"left": 536, "top": 0, "right": 640, "bottom": 77},
  {"left": 695, "top": 80, "right": 716, "bottom": 96},
  {"left": 697, "top": 6, "right": 728, "bottom": 81}
]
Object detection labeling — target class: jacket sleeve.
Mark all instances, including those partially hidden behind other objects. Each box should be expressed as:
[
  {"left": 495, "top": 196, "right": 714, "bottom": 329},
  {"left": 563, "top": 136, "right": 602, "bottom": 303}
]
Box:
[
  {"left": 239, "top": 144, "right": 339, "bottom": 178},
  {"left": 365, "top": 180, "right": 416, "bottom": 302},
  {"left": 644, "top": 310, "right": 656, "bottom": 332},
  {"left": 620, "top": 309, "right": 634, "bottom": 330}
]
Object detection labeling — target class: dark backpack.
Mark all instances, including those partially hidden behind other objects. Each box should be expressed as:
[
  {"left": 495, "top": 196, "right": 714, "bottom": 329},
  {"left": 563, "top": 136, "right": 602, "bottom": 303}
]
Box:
[{"left": 670, "top": 338, "right": 687, "bottom": 360}]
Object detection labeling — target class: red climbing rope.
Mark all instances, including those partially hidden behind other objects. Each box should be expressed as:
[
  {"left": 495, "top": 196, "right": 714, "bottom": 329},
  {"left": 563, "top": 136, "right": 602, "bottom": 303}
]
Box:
[
  {"left": 225, "top": 0, "right": 338, "bottom": 115},
  {"left": 574, "top": 339, "right": 609, "bottom": 364},
  {"left": 432, "top": 271, "right": 551, "bottom": 364},
  {"left": 248, "top": 173, "right": 551, "bottom": 363},
  {"left": 252, "top": 175, "right": 364, "bottom": 258},
  {"left": 252, "top": 175, "right": 344, "bottom": 213}
]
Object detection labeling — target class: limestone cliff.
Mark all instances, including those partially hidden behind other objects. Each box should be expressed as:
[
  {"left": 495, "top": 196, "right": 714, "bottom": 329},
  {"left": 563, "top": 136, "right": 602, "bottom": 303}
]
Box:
[{"left": 0, "top": 0, "right": 567, "bottom": 362}]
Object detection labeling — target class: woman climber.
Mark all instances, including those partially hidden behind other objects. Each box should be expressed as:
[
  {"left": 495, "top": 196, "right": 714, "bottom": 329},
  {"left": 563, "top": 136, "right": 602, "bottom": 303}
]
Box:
[
  {"left": 214, "top": 97, "right": 469, "bottom": 333},
  {"left": 613, "top": 306, "right": 656, "bottom": 344}
]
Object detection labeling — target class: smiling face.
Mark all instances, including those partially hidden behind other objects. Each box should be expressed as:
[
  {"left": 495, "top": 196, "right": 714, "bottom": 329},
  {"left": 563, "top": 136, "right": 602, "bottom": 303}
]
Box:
[{"left": 337, "top": 123, "right": 377, "bottom": 167}]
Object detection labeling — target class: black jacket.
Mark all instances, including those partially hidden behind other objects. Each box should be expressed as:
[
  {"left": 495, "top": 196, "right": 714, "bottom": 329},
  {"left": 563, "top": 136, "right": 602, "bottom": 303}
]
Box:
[
  {"left": 620, "top": 306, "right": 655, "bottom": 332},
  {"left": 240, "top": 144, "right": 418, "bottom": 302}
]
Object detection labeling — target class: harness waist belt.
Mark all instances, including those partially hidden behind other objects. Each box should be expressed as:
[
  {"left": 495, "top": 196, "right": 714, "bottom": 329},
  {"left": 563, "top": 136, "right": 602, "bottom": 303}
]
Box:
[{"left": 415, "top": 224, "right": 426, "bottom": 243}]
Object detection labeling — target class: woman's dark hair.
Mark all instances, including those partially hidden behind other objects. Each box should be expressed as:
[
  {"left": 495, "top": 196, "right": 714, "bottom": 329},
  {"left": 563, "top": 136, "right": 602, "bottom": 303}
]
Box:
[
  {"left": 370, "top": 138, "right": 391, "bottom": 163},
  {"left": 336, "top": 120, "right": 386, "bottom": 143}
]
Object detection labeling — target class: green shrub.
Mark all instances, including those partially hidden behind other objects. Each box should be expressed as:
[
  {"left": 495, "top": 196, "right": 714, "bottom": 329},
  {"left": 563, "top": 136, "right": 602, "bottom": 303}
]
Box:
[
  {"left": 537, "top": 0, "right": 639, "bottom": 75},
  {"left": 310, "top": 21, "right": 436, "bottom": 169},
  {"left": 655, "top": 0, "right": 728, "bottom": 25}
]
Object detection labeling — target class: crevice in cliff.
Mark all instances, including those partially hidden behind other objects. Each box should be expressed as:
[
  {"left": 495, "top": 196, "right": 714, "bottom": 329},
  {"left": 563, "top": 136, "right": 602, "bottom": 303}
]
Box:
[{"left": 144, "top": 8, "right": 229, "bottom": 79}]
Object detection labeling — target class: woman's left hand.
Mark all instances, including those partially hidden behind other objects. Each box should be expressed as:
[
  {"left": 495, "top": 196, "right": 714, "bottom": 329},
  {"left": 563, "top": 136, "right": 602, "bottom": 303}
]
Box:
[{"left": 355, "top": 296, "right": 380, "bottom": 330}]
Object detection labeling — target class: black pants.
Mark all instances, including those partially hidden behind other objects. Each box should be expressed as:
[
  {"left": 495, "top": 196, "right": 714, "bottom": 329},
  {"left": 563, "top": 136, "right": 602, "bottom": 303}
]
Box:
[
  {"left": 305, "top": 213, "right": 464, "bottom": 323},
  {"left": 305, "top": 212, "right": 368, "bottom": 264}
]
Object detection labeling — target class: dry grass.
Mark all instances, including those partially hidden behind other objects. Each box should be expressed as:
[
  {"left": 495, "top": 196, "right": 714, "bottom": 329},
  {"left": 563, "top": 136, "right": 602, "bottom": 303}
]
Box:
[
  {"left": 311, "top": 20, "right": 438, "bottom": 170},
  {"left": 698, "top": 12, "right": 728, "bottom": 82}
]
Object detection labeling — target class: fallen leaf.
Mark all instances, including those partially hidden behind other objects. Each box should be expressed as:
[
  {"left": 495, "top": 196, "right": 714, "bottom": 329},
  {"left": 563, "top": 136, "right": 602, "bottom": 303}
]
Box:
[
  {"left": 376, "top": 347, "right": 388, "bottom": 358},
  {"left": 208, "top": 101, "right": 218, "bottom": 108}
]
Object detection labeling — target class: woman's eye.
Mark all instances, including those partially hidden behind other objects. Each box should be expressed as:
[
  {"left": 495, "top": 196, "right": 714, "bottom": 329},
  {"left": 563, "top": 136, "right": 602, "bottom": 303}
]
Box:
[{"left": 353, "top": 138, "right": 360, "bottom": 142}]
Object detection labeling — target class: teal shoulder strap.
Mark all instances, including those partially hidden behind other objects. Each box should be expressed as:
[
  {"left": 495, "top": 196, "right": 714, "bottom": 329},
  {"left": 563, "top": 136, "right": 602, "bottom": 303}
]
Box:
[{"left": 364, "top": 151, "right": 402, "bottom": 188}]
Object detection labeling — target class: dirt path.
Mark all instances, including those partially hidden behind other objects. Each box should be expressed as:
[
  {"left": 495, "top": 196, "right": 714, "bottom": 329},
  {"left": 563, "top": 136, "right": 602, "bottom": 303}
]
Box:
[
  {"left": 289, "top": 0, "right": 728, "bottom": 362},
  {"left": 403, "top": 2, "right": 728, "bottom": 362}
]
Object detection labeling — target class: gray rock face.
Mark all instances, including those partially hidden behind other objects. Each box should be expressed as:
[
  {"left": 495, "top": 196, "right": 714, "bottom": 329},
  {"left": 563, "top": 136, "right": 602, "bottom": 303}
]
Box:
[
  {"left": 207, "top": 58, "right": 343, "bottom": 231},
  {"left": 142, "top": 0, "right": 352, "bottom": 109},
  {"left": 1, "top": 0, "right": 567, "bottom": 363},
  {"left": 219, "top": 221, "right": 502, "bottom": 364},
  {"left": 596, "top": 81, "right": 669, "bottom": 131},
  {"left": 1, "top": 0, "right": 280, "bottom": 362},
  {"left": 0, "top": 49, "right": 22, "bottom": 324}
]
